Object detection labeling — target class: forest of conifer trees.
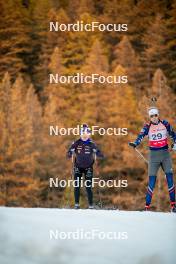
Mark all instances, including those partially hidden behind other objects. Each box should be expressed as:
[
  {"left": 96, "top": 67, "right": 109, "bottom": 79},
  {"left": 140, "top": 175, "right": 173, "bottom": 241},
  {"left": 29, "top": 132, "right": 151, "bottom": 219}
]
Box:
[{"left": 0, "top": 0, "right": 176, "bottom": 211}]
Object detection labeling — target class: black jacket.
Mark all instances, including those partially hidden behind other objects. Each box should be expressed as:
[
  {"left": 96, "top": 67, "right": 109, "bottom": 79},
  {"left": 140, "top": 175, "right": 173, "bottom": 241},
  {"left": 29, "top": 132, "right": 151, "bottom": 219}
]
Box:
[{"left": 67, "top": 138, "right": 104, "bottom": 168}]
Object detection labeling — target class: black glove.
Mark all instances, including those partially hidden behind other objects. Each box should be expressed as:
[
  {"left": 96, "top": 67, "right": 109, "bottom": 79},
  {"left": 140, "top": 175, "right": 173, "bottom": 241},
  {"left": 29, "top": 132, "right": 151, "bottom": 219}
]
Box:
[{"left": 128, "top": 142, "right": 137, "bottom": 148}]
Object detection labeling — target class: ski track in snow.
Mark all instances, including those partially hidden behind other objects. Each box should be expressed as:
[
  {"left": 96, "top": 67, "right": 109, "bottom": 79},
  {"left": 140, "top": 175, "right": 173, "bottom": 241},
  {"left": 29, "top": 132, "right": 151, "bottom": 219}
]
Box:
[{"left": 0, "top": 207, "right": 175, "bottom": 264}]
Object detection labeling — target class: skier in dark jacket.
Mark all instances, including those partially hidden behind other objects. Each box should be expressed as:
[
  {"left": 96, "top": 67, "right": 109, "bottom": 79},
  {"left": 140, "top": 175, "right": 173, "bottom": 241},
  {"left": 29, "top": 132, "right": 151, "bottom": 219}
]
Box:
[
  {"left": 67, "top": 124, "right": 104, "bottom": 209},
  {"left": 129, "top": 107, "right": 176, "bottom": 212}
]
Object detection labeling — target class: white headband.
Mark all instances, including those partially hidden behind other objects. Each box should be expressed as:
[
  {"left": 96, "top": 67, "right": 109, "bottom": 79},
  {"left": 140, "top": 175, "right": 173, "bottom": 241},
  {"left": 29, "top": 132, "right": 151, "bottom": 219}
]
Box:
[{"left": 148, "top": 108, "right": 159, "bottom": 117}]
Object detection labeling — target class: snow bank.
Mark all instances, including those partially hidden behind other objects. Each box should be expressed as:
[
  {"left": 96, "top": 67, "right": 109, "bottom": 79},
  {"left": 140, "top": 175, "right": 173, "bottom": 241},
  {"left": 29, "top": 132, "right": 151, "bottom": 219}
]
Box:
[{"left": 0, "top": 207, "right": 175, "bottom": 264}]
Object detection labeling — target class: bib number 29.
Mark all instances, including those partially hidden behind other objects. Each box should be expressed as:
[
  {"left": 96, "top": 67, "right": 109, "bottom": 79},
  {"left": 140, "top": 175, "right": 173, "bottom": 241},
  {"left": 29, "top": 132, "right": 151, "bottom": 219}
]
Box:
[{"left": 152, "top": 133, "right": 162, "bottom": 140}]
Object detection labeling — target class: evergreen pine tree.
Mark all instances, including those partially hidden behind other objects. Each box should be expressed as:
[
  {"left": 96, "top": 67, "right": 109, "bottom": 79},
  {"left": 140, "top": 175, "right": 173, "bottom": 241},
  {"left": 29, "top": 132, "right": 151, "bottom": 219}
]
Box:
[
  {"left": 142, "top": 15, "right": 168, "bottom": 86},
  {"left": 112, "top": 36, "right": 142, "bottom": 90},
  {"left": 0, "top": 0, "right": 32, "bottom": 80}
]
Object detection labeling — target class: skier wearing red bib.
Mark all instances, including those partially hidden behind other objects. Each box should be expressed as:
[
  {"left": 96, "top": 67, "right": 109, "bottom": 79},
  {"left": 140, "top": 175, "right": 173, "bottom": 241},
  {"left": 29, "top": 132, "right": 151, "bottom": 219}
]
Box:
[{"left": 129, "top": 107, "right": 176, "bottom": 212}]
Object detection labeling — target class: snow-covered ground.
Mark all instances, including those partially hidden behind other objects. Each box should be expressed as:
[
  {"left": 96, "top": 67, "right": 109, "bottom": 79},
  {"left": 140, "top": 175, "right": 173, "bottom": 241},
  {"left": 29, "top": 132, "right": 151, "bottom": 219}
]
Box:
[{"left": 0, "top": 207, "right": 175, "bottom": 264}]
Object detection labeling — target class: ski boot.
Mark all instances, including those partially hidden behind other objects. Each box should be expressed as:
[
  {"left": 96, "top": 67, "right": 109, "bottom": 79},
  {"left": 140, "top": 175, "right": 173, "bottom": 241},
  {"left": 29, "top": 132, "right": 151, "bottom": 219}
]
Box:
[
  {"left": 88, "top": 204, "right": 94, "bottom": 209},
  {"left": 171, "top": 202, "right": 176, "bottom": 213},
  {"left": 74, "top": 203, "right": 80, "bottom": 209},
  {"left": 145, "top": 205, "right": 150, "bottom": 211}
]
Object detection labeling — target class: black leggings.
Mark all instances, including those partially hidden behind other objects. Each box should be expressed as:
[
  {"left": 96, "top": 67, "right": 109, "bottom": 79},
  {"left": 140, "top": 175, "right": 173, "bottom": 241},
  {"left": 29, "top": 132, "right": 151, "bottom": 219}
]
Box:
[{"left": 74, "top": 166, "right": 93, "bottom": 205}]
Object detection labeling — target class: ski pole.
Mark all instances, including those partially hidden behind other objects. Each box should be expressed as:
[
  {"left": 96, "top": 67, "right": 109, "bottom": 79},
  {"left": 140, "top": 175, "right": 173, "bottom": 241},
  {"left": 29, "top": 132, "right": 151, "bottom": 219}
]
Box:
[
  {"left": 94, "top": 152, "right": 103, "bottom": 209},
  {"left": 66, "top": 153, "right": 74, "bottom": 208},
  {"left": 71, "top": 154, "right": 74, "bottom": 179},
  {"left": 135, "top": 148, "right": 148, "bottom": 164}
]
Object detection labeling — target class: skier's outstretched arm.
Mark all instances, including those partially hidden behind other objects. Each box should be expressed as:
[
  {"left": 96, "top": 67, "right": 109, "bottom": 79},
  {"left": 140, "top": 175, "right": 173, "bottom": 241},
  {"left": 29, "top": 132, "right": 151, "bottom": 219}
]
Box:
[{"left": 129, "top": 123, "right": 150, "bottom": 148}]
